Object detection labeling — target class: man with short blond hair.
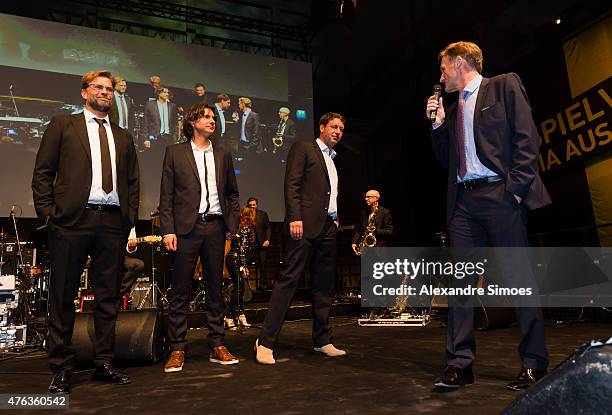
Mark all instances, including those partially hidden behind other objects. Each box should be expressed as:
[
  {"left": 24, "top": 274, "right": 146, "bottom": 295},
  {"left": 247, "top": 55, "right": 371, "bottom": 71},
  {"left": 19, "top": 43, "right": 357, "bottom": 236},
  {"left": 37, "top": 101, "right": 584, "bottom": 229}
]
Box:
[{"left": 426, "top": 41, "right": 550, "bottom": 391}]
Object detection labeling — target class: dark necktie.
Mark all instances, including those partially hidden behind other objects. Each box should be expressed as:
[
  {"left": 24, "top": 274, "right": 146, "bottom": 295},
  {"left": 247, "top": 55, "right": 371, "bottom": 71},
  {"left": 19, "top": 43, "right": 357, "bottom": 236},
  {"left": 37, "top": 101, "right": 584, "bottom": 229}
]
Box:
[
  {"left": 203, "top": 151, "right": 210, "bottom": 214},
  {"left": 119, "top": 95, "right": 128, "bottom": 129},
  {"left": 93, "top": 118, "right": 113, "bottom": 194},
  {"left": 456, "top": 91, "right": 468, "bottom": 179},
  {"left": 277, "top": 120, "right": 285, "bottom": 135}
]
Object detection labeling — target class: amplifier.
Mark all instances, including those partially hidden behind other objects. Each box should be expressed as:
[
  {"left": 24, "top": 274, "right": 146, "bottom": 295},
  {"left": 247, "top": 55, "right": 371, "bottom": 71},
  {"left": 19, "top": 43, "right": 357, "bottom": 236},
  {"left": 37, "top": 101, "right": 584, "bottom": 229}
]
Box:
[
  {"left": 0, "top": 324, "right": 27, "bottom": 350},
  {"left": 79, "top": 294, "right": 127, "bottom": 312}
]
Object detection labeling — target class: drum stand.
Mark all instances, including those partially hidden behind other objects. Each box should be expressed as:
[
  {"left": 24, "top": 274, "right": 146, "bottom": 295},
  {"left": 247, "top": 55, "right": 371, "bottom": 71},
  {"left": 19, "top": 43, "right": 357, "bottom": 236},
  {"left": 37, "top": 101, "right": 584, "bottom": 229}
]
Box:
[{"left": 150, "top": 212, "right": 168, "bottom": 309}]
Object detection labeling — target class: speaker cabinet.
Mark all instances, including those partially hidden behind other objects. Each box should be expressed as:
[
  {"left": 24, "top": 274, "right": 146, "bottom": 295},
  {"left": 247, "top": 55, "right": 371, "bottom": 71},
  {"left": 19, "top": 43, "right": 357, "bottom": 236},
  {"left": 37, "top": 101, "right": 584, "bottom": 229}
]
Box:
[
  {"left": 503, "top": 342, "right": 612, "bottom": 414},
  {"left": 73, "top": 309, "right": 165, "bottom": 366}
]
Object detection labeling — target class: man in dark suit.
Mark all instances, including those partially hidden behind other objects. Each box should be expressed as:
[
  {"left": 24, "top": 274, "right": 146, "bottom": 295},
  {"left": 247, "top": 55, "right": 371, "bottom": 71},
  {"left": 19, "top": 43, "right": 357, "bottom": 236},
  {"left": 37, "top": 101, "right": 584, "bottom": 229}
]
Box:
[
  {"left": 108, "top": 76, "right": 135, "bottom": 139},
  {"left": 143, "top": 86, "right": 178, "bottom": 152},
  {"left": 426, "top": 41, "right": 551, "bottom": 391},
  {"left": 246, "top": 197, "right": 271, "bottom": 289},
  {"left": 238, "top": 97, "right": 261, "bottom": 151},
  {"left": 159, "top": 103, "right": 240, "bottom": 373},
  {"left": 351, "top": 189, "right": 393, "bottom": 255},
  {"left": 255, "top": 112, "right": 347, "bottom": 365},
  {"left": 212, "top": 93, "right": 231, "bottom": 145},
  {"left": 32, "top": 70, "right": 139, "bottom": 394}
]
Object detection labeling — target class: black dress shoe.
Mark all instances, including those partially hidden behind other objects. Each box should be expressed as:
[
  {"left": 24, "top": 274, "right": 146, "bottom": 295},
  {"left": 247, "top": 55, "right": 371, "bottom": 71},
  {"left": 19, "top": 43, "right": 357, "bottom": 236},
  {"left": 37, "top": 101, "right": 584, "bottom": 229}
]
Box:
[
  {"left": 506, "top": 367, "right": 546, "bottom": 391},
  {"left": 434, "top": 366, "right": 474, "bottom": 389},
  {"left": 91, "top": 363, "right": 131, "bottom": 385},
  {"left": 49, "top": 370, "right": 71, "bottom": 394}
]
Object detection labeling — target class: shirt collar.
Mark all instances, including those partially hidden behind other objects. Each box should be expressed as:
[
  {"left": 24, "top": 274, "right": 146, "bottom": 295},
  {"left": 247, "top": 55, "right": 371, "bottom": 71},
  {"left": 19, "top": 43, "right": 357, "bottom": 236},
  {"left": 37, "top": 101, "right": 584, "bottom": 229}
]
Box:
[
  {"left": 83, "top": 108, "right": 109, "bottom": 124},
  {"left": 191, "top": 139, "right": 213, "bottom": 153},
  {"left": 114, "top": 91, "right": 124, "bottom": 98},
  {"left": 215, "top": 103, "right": 223, "bottom": 112},
  {"left": 243, "top": 108, "right": 251, "bottom": 115},
  {"left": 316, "top": 138, "right": 336, "bottom": 160},
  {"left": 463, "top": 74, "right": 483, "bottom": 96}
]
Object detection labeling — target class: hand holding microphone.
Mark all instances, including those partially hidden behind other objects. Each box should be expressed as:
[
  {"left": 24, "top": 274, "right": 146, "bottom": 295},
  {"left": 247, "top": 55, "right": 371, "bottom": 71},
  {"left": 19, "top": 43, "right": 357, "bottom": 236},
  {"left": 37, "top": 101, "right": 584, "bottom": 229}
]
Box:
[{"left": 426, "top": 84, "right": 445, "bottom": 127}]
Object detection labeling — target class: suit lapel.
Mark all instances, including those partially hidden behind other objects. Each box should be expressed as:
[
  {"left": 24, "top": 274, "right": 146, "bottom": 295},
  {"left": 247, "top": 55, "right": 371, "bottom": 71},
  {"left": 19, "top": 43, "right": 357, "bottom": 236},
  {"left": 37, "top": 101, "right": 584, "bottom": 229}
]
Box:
[
  {"left": 110, "top": 124, "right": 123, "bottom": 169},
  {"left": 473, "top": 77, "right": 489, "bottom": 144},
  {"left": 183, "top": 142, "right": 200, "bottom": 182},
  {"left": 213, "top": 145, "right": 224, "bottom": 195},
  {"left": 72, "top": 113, "right": 92, "bottom": 161},
  {"left": 312, "top": 140, "right": 331, "bottom": 184}
]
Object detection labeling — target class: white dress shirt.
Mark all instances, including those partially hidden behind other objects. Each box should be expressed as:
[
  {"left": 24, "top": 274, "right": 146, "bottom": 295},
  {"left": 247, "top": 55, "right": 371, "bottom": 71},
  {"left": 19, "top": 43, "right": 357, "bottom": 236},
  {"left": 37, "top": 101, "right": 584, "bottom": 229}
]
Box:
[
  {"left": 84, "top": 109, "right": 119, "bottom": 206},
  {"left": 316, "top": 138, "right": 338, "bottom": 219},
  {"left": 191, "top": 140, "right": 222, "bottom": 215}
]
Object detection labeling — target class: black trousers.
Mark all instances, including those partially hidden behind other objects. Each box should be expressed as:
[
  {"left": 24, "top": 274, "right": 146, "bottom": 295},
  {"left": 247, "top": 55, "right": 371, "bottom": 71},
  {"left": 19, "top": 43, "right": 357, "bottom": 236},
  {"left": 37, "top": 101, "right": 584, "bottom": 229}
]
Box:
[
  {"left": 168, "top": 217, "right": 226, "bottom": 351},
  {"left": 225, "top": 256, "right": 246, "bottom": 318},
  {"left": 47, "top": 209, "right": 125, "bottom": 371},
  {"left": 256, "top": 247, "right": 270, "bottom": 289},
  {"left": 121, "top": 256, "right": 145, "bottom": 295},
  {"left": 447, "top": 181, "right": 549, "bottom": 371},
  {"left": 260, "top": 220, "right": 337, "bottom": 349}
]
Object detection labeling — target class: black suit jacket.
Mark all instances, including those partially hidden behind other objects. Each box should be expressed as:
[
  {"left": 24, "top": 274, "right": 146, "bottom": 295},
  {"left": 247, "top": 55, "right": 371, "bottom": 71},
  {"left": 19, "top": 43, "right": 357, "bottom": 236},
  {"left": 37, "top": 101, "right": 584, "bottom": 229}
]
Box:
[
  {"left": 241, "top": 110, "right": 260, "bottom": 142},
  {"left": 159, "top": 141, "right": 240, "bottom": 236},
  {"left": 108, "top": 93, "right": 135, "bottom": 132},
  {"left": 211, "top": 105, "right": 226, "bottom": 143},
  {"left": 352, "top": 205, "right": 393, "bottom": 246},
  {"left": 282, "top": 118, "right": 296, "bottom": 140},
  {"left": 144, "top": 100, "right": 178, "bottom": 143},
  {"left": 254, "top": 209, "right": 271, "bottom": 246},
  {"left": 284, "top": 140, "right": 336, "bottom": 239},
  {"left": 32, "top": 113, "right": 139, "bottom": 228},
  {"left": 431, "top": 73, "right": 551, "bottom": 223}
]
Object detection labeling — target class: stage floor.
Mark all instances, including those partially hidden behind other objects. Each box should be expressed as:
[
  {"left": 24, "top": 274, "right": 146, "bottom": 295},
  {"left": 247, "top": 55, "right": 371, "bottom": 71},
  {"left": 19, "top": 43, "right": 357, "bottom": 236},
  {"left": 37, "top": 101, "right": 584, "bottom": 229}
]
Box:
[{"left": 1, "top": 318, "right": 610, "bottom": 414}]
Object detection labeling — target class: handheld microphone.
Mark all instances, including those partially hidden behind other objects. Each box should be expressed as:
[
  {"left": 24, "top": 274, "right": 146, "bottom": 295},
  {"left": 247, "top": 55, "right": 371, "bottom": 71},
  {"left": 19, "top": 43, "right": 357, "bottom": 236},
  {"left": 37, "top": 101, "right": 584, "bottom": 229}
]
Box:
[{"left": 429, "top": 84, "right": 442, "bottom": 123}]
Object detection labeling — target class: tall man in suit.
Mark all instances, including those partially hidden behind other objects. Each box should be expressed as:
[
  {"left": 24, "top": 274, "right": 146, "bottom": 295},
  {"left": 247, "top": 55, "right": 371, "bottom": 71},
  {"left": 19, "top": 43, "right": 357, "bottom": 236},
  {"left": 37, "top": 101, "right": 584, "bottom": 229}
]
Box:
[
  {"left": 213, "top": 93, "right": 231, "bottom": 145},
  {"left": 144, "top": 86, "right": 178, "bottom": 152},
  {"left": 159, "top": 103, "right": 241, "bottom": 373},
  {"left": 32, "top": 70, "right": 139, "bottom": 394},
  {"left": 351, "top": 189, "right": 393, "bottom": 255},
  {"left": 255, "top": 112, "right": 347, "bottom": 364},
  {"left": 426, "top": 41, "right": 551, "bottom": 391},
  {"left": 108, "top": 76, "right": 135, "bottom": 139},
  {"left": 246, "top": 197, "right": 272, "bottom": 289},
  {"left": 238, "top": 97, "right": 260, "bottom": 151}
]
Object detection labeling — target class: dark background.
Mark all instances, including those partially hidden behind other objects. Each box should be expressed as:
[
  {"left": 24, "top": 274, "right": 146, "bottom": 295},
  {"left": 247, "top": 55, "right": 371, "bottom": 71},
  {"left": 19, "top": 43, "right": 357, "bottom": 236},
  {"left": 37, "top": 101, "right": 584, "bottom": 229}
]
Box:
[{"left": 1, "top": 0, "right": 611, "bottom": 246}]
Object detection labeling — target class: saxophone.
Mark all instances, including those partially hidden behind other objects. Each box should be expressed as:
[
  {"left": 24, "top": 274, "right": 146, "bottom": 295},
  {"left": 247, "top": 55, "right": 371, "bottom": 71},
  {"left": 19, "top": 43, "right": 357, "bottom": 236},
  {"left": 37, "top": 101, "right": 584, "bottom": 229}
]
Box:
[{"left": 357, "top": 203, "right": 378, "bottom": 253}]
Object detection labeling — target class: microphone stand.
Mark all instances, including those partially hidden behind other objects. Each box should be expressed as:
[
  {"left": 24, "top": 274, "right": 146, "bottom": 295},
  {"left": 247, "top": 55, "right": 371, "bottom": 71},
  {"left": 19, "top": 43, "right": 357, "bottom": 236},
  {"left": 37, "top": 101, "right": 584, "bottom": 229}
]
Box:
[{"left": 9, "top": 85, "right": 20, "bottom": 118}]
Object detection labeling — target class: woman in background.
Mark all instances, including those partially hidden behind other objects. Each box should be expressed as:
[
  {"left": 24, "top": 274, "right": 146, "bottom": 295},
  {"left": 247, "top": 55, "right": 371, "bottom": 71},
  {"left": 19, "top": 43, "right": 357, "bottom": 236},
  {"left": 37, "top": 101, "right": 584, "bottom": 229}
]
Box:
[{"left": 224, "top": 206, "right": 257, "bottom": 329}]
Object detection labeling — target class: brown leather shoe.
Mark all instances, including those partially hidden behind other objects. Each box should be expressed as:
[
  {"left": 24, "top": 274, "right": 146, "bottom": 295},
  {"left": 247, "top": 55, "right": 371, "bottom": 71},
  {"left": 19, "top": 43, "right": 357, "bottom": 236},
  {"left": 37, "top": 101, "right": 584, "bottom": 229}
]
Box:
[
  {"left": 209, "top": 346, "right": 239, "bottom": 365},
  {"left": 164, "top": 351, "right": 185, "bottom": 373}
]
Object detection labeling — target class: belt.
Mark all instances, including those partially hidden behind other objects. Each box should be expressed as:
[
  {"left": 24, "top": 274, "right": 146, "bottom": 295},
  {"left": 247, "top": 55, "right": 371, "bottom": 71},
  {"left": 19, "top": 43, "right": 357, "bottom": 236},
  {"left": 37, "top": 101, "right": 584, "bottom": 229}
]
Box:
[
  {"left": 198, "top": 213, "right": 222, "bottom": 222},
  {"left": 457, "top": 176, "right": 503, "bottom": 190},
  {"left": 85, "top": 203, "right": 120, "bottom": 211}
]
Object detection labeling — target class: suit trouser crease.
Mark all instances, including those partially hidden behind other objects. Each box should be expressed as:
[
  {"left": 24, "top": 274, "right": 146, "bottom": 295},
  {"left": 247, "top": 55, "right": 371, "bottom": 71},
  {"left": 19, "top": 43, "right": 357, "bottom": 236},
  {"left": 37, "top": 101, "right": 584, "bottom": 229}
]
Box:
[
  {"left": 47, "top": 210, "right": 125, "bottom": 371},
  {"left": 168, "top": 218, "right": 226, "bottom": 351},
  {"left": 260, "top": 222, "right": 336, "bottom": 349},
  {"left": 446, "top": 182, "right": 548, "bottom": 370}
]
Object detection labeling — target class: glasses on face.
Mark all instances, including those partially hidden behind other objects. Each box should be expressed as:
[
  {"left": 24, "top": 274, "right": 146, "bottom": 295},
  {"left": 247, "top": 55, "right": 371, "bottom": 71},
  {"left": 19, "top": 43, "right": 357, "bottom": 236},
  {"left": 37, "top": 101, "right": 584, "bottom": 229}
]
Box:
[
  {"left": 364, "top": 196, "right": 377, "bottom": 200},
  {"left": 88, "top": 83, "right": 115, "bottom": 94}
]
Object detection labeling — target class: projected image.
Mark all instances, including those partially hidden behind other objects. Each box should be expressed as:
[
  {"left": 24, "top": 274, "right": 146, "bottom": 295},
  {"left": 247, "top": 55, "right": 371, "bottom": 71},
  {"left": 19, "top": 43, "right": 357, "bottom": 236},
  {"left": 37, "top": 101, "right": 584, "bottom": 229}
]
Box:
[{"left": 0, "top": 13, "right": 314, "bottom": 221}]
